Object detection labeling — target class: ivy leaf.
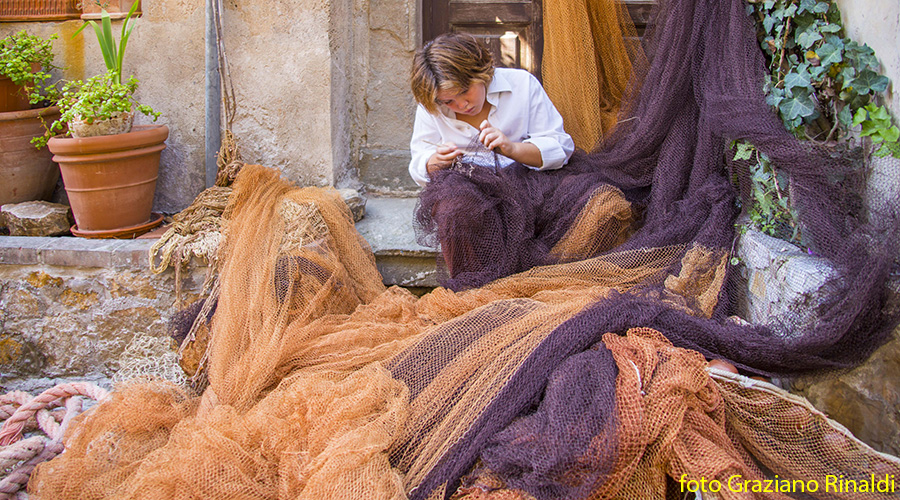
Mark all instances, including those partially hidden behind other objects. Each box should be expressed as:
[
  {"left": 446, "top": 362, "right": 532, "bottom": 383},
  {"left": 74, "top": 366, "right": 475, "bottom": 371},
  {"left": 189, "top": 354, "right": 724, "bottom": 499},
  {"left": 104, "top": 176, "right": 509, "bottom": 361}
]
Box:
[
  {"left": 853, "top": 70, "right": 889, "bottom": 95},
  {"left": 797, "top": 29, "right": 823, "bottom": 49},
  {"left": 813, "top": 0, "right": 830, "bottom": 13},
  {"left": 779, "top": 90, "right": 818, "bottom": 121},
  {"left": 816, "top": 42, "right": 843, "bottom": 68},
  {"left": 763, "top": 14, "right": 777, "bottom": 33},
  {"left": 766, "top": 85, "right": 786, "bottom": 108},
  {"left": 784, "top": 66, "right": 813, "bottom": 92},
  {"left": 775, "top": 170, "right": 791, "bottom": 192},
  {"left": 882, "top": 125, "right": 900, "bottom": 143},
  {"left": 839, "top": 65, "right": 857, "bottom": 86},
  {"left": 837, "top": 105, "right": 853, "bottom": 127},
  {"left": 798, "top": 0, "right": 817, "bottom": 14},
  {"left": 734, "top": 142, "right": 755, "bottom": 161}
]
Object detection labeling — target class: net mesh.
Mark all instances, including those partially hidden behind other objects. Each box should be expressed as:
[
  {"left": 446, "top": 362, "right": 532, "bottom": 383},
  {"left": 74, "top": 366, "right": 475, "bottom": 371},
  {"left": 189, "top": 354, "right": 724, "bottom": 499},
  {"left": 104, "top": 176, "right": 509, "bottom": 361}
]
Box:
[
  {"left": 542, "top": 0, "right": 646, "bottom": 150},
  {"left": 26, "top": 0, "right": 900, "bottom": 498}
]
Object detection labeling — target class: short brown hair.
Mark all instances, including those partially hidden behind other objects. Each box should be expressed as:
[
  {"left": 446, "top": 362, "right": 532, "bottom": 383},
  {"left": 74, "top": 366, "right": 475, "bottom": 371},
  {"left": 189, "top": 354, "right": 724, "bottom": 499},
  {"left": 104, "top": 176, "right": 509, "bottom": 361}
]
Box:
[{"left": 410, "top": 32, "right": 494, "bottom": 114}]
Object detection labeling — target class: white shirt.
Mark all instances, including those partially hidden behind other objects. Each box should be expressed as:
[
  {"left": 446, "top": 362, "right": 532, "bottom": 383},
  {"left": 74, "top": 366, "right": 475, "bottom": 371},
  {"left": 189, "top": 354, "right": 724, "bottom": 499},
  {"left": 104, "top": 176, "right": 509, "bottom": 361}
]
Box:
[{"left": 409, "top": 67, "right": 575, "bottom": 187}]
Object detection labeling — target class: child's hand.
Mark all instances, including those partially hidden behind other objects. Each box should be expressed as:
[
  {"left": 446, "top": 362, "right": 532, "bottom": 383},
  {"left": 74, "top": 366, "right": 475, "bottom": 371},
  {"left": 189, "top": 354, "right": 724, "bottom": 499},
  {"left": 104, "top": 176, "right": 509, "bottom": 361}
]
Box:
[
  {"left": 479, "top": 120, "right": 514, "bottom": 157},
  {"left": 426, "top": 142, "right": 462, "bottom": 174}
]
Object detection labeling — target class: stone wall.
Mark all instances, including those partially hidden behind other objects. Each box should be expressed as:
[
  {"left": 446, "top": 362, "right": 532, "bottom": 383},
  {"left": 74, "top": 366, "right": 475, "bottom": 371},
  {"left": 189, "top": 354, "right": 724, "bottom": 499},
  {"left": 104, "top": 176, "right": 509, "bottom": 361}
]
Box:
[
  {"left": 0, "top": 238, "right": 208, "bottom": 386},
  {"left": 358, "top": 0, "right": 421, "bottom": 195},
  {"left": 736, "top": 227, "right": 900, "bottom": 457}
]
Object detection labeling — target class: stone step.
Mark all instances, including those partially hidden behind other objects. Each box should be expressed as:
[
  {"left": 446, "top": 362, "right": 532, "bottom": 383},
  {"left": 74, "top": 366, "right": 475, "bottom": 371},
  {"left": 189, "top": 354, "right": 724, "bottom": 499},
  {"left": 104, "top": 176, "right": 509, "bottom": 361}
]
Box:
[
  {"left": 355, "top": 196, "right": 439, "bottom": 288},
  {"left": 0, "top": 196, "right": 438, "bottom": 288}
]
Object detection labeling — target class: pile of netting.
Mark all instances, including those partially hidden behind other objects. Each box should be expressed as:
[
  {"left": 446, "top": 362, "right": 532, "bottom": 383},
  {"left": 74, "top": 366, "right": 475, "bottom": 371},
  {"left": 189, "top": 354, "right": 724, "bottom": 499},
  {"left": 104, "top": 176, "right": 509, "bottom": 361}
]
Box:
[{"left": 23, "top": 0, "right": 900, "bottom": 498}]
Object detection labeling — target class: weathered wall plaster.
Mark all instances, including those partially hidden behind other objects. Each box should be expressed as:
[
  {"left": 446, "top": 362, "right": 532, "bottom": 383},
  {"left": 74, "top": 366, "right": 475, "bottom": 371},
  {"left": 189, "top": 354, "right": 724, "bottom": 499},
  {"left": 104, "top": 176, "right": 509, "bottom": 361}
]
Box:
[{"left": 0, "top": 0, "right": 376, "bottom": 212}]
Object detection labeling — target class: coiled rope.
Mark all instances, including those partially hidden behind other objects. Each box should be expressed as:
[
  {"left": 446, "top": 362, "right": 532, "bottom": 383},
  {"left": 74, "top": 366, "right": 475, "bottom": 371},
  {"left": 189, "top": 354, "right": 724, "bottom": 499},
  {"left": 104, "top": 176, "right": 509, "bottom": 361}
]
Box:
[{"left": 0, "top": 383, "right": 110, "bottom": 499}]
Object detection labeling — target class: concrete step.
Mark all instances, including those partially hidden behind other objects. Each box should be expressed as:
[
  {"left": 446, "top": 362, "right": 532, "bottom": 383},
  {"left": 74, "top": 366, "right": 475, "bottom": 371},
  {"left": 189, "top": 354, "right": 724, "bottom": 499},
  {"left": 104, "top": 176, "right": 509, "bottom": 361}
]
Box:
[
  {"left": 355, "top": 196, "right": 439, "bottom": 288},
  {"left": 0, "top": 196, "right": 438, "bottom": 288}
]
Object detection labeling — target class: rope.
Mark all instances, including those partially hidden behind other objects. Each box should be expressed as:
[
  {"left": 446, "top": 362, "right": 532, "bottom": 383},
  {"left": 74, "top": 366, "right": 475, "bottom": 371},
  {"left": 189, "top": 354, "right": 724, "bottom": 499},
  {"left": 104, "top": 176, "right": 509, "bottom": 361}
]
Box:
[{"left": 0, "top": 383, "right": 109, "bottom": 498}]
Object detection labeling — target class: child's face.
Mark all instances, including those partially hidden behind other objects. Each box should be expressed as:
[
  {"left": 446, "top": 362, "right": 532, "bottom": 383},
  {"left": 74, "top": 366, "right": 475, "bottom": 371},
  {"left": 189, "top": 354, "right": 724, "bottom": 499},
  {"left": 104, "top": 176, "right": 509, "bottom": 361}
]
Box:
[{"left": 436, "top": 83, "right": 487, "bottom": 117}]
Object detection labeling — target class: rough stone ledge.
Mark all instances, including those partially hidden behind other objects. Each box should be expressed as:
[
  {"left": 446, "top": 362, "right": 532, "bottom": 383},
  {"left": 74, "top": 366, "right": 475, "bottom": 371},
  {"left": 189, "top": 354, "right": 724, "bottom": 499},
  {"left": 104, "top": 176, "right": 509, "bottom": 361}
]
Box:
[
  {"left": 0, "top": 196, "right": 439, "bottom": 286},
  {"left": 0, "top": 236, "right": 157, "bottom": 269}
]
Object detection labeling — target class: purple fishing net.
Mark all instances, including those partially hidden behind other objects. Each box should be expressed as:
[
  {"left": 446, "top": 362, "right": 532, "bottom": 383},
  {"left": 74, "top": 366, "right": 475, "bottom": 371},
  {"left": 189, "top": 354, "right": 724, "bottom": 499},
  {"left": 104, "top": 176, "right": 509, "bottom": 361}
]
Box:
[{"left": 408, "top": 0, "right": 900, "bottom": 497}]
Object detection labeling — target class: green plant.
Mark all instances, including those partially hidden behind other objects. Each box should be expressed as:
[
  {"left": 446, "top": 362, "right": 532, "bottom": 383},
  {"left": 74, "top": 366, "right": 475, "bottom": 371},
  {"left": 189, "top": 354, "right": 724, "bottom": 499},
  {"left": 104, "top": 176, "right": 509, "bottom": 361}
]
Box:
[
  {"left": 733, "top": 0, "right": 898, "bottom": 244},
  {"left": 0, "top": 31, "right": 58, "bottom": 102},
  {"left": 32, "top": 70, "right": 160, "bottom": 148},
  {"left": 853, "top": 103, "right": 900, "bottom": 158},
  {"left": 731, "top": 141, "right": 800, "bottom": 243},
  {"left": 74, "top": 1, "right": 141, "bottom": 85},
  {"left": 747, "top": 0, "right": 897, "bottom": 151}
]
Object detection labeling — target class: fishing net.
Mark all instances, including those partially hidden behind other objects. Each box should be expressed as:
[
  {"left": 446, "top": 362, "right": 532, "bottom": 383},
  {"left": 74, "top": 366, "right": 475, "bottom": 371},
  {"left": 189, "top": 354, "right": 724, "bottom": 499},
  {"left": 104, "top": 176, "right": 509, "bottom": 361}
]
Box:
[
  {"left": 542, "top": 0, "right": 647, "bottom": 150},
  {"left": 23, "top": 0, "right": 900, "bottom": 498}
]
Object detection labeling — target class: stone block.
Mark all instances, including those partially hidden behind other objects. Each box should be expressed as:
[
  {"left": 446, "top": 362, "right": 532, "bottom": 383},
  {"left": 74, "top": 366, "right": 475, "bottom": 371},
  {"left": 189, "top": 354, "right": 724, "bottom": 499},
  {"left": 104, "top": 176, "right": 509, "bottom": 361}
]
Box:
[
  {"left": 735, "top": 228, "right": 838, "bottom": 337},
  {"left": 1, "top": 201, "right": 73, "bottom": 237},
  {"left": 0, "top": 236, "right": 54, "bottom": 265},
  {"left": 792, "top": 326, "right": 900, "bottom": 457},
  {"left": 338, "top": 188, "right": 367, "bottom": 222}
]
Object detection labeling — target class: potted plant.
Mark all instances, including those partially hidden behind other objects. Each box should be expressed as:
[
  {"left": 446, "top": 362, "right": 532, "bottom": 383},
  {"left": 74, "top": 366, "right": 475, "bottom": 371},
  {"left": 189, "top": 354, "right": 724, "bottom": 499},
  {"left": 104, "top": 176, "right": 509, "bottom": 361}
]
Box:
[
  {"left": 0, "top": 31, "right": 62, "bottom": 206},
  {"left": 42, "top": 2, "right": 168, "bottom": 238},
  {"left": 0, "top": 31, "right": 57, "bottom": 112}
]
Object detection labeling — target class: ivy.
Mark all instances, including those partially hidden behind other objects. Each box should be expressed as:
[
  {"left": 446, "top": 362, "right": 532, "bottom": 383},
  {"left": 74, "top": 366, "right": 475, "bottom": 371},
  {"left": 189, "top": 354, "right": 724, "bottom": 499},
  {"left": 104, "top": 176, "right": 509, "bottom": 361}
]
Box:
[
  {"left": 731, "top": 141, "right": 801, "bottom": 243},
  {"left": 747, "top": 0, "right": 897, "bottom": 148},
  {"left": 734, "top": 0, "right": 899, "bottom": 245}
]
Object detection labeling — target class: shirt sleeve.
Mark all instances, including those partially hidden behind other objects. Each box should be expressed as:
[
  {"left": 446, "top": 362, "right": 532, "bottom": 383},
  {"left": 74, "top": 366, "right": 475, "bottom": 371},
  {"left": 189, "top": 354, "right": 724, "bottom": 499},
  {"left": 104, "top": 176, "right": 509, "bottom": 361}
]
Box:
[
  {"left": 521, "top": 74, "right": 575, "bottom": 171},
  {"left": 409, "top": 105, "right": 442, "bottom": 187}
]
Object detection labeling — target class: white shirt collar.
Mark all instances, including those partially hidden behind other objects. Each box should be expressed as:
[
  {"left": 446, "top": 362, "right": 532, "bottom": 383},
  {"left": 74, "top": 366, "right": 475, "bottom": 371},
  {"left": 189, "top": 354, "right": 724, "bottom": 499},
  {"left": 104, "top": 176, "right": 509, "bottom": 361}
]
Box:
[{"left": 485, "top": 69, "right": 513, "bottom": 107}]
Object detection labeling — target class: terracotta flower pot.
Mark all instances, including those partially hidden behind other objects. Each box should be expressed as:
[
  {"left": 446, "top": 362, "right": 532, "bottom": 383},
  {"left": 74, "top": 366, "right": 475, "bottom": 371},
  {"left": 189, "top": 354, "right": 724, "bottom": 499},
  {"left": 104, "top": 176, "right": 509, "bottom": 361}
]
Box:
[
  {"left": 0, "top": 76, "right": 33, "bottom": 113},
  {"left": 1, "top": 63, "right": 43, "bottom": 113},
  {"left": 81, "top": 0, "right": 141, "bottom": 20},
  {"left": 48, "top": 124, "right": 168, "bottom": 233},
  {"left": 0, "top": 106, "right": 61, "bottom": 205}
]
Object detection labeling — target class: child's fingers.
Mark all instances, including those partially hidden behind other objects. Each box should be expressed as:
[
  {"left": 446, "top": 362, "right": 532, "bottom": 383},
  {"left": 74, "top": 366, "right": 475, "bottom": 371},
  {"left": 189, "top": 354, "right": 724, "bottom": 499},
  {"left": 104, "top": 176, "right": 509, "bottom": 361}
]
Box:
[{"left": 436, "top": 142, "right": 459, "bottom": 155}]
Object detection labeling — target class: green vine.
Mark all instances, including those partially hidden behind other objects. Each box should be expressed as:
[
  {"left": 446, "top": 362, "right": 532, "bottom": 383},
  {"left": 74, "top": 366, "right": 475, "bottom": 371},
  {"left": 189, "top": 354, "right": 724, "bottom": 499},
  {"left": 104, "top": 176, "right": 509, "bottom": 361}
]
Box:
[
  {"left": 0, "top": 31, "right": 58, "bottom": 103},
  {"left": 732, "top": 0, "right": 899, "bottom": 244}
]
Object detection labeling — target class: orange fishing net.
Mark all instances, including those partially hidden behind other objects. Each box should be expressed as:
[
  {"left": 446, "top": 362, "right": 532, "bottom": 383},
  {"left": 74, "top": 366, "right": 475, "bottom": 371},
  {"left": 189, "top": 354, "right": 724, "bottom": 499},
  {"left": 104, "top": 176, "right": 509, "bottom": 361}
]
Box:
[
  {"left": 28, "top": 165, "right": 900, "bottom": 499},
  {"left": 542, "top": 0, "right": 646, "bottom": 150}
]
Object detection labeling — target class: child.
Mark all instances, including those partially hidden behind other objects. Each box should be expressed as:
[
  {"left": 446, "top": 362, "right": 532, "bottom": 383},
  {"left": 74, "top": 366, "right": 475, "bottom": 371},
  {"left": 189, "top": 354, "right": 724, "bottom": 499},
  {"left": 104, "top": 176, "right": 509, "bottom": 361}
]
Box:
[
  {"left": 408, "top": 33, "right": 593, "bottom": 289},
  {"left": 409, "top": 33, "right": 575, "bottom": 187}
]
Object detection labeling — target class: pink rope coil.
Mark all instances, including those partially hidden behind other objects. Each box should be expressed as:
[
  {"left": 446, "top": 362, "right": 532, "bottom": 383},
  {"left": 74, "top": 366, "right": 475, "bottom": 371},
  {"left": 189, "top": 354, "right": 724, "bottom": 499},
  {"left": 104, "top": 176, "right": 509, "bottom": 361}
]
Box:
[{"left": 0, "top": 383, "right": 109, "bottom": 499}]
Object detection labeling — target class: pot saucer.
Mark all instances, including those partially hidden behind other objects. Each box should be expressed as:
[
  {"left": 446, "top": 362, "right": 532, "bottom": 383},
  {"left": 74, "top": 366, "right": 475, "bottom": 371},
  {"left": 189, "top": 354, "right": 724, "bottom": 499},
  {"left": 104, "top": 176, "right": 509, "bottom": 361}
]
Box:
[{"left": 71, "top": 212, "right": 164, "bottom": 239}]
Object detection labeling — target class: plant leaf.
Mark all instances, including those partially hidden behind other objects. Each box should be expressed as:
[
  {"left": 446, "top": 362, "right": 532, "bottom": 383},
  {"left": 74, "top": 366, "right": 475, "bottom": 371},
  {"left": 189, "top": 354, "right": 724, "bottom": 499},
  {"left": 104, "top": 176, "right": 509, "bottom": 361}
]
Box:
[
  {"left": 779, "top": 92, "right": 817, "bottom": 121},
  {"left": 816, "top": 42, "right": 842, "bottom": 67},
  {"left": 853, "top": 71, "right": 889, "bottom": 95}
]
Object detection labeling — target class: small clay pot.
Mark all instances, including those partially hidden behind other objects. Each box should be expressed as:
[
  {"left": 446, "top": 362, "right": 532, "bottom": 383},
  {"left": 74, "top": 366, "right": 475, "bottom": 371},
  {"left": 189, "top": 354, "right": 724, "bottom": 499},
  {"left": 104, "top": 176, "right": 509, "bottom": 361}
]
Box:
[{"left": 69, "top": 111, "right": 135, "bottom": 138}]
